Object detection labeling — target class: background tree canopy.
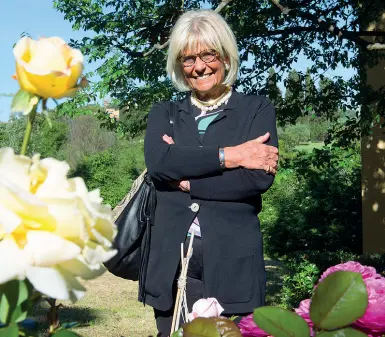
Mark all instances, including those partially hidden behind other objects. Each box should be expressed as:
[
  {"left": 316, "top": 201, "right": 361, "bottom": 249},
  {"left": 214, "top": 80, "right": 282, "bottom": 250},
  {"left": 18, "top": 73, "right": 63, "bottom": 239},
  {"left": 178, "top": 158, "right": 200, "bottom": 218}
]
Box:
[{"left": 53, "top": 0, "right": 385, "bottom": 140}]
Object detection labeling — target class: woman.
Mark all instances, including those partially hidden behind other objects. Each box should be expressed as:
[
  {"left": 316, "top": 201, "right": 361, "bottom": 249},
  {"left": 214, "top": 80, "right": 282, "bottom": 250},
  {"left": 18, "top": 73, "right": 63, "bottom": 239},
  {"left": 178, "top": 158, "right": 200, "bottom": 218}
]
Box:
[{"left": 144, "top": 9, "right": 278, "bottom": 336}]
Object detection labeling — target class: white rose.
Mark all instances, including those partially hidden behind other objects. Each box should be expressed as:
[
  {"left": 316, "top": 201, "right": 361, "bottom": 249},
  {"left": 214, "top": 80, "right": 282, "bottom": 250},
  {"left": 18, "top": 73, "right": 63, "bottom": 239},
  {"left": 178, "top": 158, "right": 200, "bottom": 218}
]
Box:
[
  {"left": 188, "top": 297, "right": 225, "bottom": 321},
  {"left": 0, "top": 148, "right": 117, "bottom": 301}
]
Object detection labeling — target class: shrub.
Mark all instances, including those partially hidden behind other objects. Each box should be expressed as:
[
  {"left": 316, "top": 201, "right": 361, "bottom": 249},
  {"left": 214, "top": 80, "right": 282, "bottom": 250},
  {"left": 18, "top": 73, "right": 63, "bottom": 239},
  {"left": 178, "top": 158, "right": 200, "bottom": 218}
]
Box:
[
  {"left": 260, "top": 144, "right": 362, "bottom": 259},
  {"left": 72, "top": 139, "right": 145, "bottom": 207},
  {"left": 62, "top": 115, "right": 116, "bottom": 170},
  {"left": 279, "top": 259, "right": 320, "bottom": 309}
]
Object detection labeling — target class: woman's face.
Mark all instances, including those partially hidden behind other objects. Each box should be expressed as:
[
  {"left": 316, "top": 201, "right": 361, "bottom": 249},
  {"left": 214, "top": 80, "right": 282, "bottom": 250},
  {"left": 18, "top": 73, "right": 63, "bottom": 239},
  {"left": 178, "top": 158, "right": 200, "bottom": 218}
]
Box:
[{"left": 181, "top": 45, "right": 226, "bottom": 99}]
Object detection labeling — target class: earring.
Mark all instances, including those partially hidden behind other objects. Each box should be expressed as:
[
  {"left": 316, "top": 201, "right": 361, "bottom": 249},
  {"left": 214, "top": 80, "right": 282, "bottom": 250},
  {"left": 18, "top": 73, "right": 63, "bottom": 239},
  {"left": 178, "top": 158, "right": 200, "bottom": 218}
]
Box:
[{"left": 225, "top": 63, "right": 230, "bottom": 71}]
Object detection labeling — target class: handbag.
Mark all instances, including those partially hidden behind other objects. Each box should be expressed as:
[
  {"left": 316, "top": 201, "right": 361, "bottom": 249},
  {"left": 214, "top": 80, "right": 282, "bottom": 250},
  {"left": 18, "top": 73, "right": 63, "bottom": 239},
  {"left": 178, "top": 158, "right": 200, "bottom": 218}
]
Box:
[{"left": 104, "top": 102, "right": 176, "bottom": 302}]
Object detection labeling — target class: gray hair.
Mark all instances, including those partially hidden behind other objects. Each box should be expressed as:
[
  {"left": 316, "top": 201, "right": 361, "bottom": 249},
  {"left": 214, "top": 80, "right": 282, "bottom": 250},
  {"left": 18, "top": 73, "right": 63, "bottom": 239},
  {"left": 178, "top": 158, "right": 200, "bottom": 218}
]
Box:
[{"left": 166, "top": 9, "right": 239, "bottom": 92}]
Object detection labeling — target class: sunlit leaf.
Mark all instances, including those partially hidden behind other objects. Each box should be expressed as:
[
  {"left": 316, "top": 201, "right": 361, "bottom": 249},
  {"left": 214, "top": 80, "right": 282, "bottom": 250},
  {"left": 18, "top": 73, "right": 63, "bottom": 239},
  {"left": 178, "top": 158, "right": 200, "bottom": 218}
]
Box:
[
  {"left": 253, "top": 306, "right": 310, "bottom": 337},
  {"left": 0, "top": 324, "right": 18, "bottom": 337},
  {"left": 317, "top": 327, "right": 368, "bottom": 337},
  {"left": 11, "top": 90, "right": 39, "bottom": 115},
  {"left": 183, "top": 317, "right": 221, "bottom": 337},
  {"left": 310, "top": 271, "right": 368, "bottom": 330}
]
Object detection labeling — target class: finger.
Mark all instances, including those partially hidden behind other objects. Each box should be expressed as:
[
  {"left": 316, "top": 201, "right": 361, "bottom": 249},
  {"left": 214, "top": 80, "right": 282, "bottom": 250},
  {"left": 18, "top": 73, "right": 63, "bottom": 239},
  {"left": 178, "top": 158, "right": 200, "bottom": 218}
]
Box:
[
  {"left": 162, "top": 135, "right": 174, "bottom": 144},
  {"left": 270, "top": 154, "right": 279, "bottom": 162},
  {"left": 267, "top": 146, "right": 279, "bottom": 154},
  {"left": 254, "top": 132, "right": 270, "bottom": 144},
  {"left": 265, "top": 164, "right": 276, "bottom": 175}
]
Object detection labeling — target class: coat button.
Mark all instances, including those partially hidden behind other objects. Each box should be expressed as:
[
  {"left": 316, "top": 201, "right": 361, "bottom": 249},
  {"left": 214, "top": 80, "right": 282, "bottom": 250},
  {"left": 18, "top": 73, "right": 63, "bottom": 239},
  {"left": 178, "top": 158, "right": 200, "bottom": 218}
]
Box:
[{"left": 190, "top": 203, "right": 200, "bottom": 212}]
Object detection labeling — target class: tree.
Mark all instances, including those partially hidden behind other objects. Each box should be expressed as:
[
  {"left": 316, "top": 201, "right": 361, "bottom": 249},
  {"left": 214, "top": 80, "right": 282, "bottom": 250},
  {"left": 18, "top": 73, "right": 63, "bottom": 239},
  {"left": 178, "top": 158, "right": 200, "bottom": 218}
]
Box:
[
  {"left": 53, "top": 0, "right": 385, "bottom": 137},
  {"left": 266, "top": 68, "right": 283, "bottom": 109},
  {"left": 304, "top": 68, "right": 317, "bottom": 114},
  {"left": 53, "top": 0, "right": 385, "bottom": 252}
]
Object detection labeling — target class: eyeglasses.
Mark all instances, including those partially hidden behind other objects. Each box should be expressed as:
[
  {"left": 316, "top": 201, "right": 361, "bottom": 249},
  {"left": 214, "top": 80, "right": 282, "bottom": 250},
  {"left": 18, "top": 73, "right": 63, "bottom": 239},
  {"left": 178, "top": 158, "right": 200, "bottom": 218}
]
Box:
[{"left": 179, "top": 49, "right": 219, "bottom": 67}]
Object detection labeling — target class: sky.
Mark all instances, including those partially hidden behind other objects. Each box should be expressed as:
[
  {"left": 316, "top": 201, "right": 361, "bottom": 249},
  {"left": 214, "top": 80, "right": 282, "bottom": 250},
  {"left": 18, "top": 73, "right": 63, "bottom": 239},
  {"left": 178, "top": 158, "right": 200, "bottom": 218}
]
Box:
[
  {"left": 0, "top": 0, "right": 96, "bottom": 122},
  {"left": 0, "top": 1, "right": 355, "bottom": 122}
]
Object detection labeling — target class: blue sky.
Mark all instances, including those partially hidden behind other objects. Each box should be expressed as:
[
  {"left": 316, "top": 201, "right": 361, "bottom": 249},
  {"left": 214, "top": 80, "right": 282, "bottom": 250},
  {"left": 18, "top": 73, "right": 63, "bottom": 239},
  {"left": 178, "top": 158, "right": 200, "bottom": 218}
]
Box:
[
  {"left": 0, "top": 0, "right": 96, "bottom": 121},
  {"left": 0, "top": 1, "right": 355, "bottom": 122}
]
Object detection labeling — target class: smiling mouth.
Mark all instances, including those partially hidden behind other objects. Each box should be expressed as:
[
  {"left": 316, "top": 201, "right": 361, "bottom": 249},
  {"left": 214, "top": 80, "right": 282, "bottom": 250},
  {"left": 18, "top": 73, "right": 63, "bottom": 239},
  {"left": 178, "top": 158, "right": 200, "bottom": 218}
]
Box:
[{"left": 194, "top": 73, "right": 213, "bottom": 80}]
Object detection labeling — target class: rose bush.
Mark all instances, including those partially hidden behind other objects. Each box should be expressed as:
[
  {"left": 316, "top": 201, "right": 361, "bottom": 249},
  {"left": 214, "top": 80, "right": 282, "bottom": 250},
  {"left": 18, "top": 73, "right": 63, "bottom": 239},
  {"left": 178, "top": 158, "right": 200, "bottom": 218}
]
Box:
[
  {"left": 318, "top": 261, "right": 381, "bottom": 282},
  {"left": 238, "top": 314, "right": 269, "bottom": 337},
  {"left": 13, "top": 36, "right": 84, "bottom": 100},
  {"left": 236, "top": 262, "right": 385, "bottom": 337},
  {"left": 0, "top": 147, "right": 117, "bottom": 301}
]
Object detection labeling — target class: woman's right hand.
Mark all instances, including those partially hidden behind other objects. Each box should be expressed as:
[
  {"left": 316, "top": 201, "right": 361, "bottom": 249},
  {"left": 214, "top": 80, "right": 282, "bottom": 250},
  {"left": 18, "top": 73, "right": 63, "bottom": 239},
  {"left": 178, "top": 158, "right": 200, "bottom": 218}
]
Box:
[{"left": 224, "top": 133, "right": 279, "bottom": 174}]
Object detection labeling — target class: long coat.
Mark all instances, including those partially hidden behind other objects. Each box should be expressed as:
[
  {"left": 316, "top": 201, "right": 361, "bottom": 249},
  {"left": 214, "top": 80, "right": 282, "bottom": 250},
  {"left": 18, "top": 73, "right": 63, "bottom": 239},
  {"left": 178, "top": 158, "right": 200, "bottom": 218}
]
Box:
[{"left": 143, "top": 91, "right": 278, "bottom": 313}]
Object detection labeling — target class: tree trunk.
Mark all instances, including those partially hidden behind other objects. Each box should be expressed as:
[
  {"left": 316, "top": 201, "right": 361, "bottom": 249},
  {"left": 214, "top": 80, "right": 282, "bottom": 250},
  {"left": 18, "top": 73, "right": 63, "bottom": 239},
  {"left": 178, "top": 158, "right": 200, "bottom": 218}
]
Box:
[{"left": 360, "top": 12, "right": 385, "bottom": 253}]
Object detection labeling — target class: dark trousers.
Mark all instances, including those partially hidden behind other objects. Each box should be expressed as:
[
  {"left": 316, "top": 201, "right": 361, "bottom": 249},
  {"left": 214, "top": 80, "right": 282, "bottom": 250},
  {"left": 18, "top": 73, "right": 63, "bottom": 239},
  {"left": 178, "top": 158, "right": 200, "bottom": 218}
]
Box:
[{"left": 153, "top": 236, "right": 249, "bottom": 337}]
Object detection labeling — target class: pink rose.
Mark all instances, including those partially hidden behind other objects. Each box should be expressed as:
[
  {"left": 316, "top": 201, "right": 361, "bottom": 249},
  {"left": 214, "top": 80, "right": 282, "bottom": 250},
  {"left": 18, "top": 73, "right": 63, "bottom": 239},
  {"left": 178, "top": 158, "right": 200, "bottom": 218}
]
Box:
[
  {"left": 295, "top": 299, "right": 314, "bottom": 328},
  {"left": 188, "top": 298, "right": 224, "bottom": 321},
  {"left": 318, "top": 262, "right": 381, "bottom": 283},
  {"left": 238, "top": 314, "right": 269, "bottom": 337},
  {"left": 353, "top": 277, "right": 385, "bottom": 334}
]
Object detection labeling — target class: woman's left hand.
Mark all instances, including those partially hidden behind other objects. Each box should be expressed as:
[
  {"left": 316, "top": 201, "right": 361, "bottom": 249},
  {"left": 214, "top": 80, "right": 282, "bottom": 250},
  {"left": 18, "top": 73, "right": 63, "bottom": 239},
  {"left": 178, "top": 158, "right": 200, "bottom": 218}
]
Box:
[{"left": 162, "top": 134, "right": 190, "bottom": 192}]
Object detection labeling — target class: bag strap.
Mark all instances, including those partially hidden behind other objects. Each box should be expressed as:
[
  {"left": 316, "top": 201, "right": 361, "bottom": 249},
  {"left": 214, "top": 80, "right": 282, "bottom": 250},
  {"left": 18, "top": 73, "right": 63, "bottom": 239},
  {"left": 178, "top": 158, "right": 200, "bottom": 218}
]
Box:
[{"left": 112, "top": 101, "right": 176, "bottom": 221}]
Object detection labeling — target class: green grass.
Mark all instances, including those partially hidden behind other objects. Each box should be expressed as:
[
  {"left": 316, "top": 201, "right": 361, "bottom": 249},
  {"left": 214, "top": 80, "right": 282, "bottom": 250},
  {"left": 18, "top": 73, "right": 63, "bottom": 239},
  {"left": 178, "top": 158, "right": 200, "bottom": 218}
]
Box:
[
  {"left": 32, "top": 273, "right": 157, "bottom": 337},
  {"left": 295, "top": 142, "right": 324, "bottom": 152},
  {"left": 31, "top": 261, "right": 287, "bottom": 336}
]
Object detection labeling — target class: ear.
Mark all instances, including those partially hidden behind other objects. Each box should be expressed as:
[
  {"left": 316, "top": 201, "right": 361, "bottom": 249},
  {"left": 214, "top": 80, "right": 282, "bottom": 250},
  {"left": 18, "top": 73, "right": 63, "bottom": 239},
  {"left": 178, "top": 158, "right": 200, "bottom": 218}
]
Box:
[{"left": 224, "top": 56, "right": 230, "bottom": 70}]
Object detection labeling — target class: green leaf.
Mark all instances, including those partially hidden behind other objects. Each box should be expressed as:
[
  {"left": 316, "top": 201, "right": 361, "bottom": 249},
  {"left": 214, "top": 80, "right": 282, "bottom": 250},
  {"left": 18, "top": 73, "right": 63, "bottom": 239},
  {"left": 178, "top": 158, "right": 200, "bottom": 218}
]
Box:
[
  {"left": 253, "top": 306, "right": 310, "bottom": 337},
  {"left": 0, "top": 280, "right": 32, "bottom": 324},
  {"left": 317, "top": 327, "right": 368, "bottom": 337},
  {"left": 11, "top": 90, "right": 39, "bottom": 115},
  {"left": 310, "top": 271, "right": 368, "bottom": 330},
  {"left": 212, "top": 317, "right": 242, "bottom": 336},
  {"left": 183, "top": 318, "right": 221, "bottom": 337},
  {"left": 52, "top": 329, "right": 82, "bottom": 337},
  {"left": 0, "top": 324, "right": 19, "bottom": 337},
  {"left": 170, "top": 328, "right": 183, "bottom": 337}
]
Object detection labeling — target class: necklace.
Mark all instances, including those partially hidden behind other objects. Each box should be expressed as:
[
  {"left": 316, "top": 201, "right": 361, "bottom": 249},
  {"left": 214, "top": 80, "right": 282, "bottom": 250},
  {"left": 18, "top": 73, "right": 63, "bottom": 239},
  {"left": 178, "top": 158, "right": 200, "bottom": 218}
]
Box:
[{"left": 191, "top": 87, "right": 232, "bottom": 115}]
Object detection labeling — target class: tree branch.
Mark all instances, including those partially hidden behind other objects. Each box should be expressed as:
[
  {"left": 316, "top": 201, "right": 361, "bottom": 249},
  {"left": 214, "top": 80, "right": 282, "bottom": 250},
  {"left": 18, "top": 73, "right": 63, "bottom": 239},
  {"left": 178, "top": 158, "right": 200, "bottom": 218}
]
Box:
[
  {"left": 270, "top": 0, "right": 384, "bottom": 51},
  {"left": 259, "top": 27, "right": 385, "bottom": 38},
  {"left": 367, "top": 43, "right": 385, "bottom": 50},
  {"left": 116, "top": 0, "right": 234, "bottom": 58}
]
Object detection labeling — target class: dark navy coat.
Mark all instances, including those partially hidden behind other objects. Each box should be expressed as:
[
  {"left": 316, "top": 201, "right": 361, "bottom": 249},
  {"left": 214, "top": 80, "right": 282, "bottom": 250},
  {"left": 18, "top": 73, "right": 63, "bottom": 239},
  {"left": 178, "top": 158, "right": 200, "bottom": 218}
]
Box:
[{"left": 143, "top": 91, "right": 278, "bottom": 313}]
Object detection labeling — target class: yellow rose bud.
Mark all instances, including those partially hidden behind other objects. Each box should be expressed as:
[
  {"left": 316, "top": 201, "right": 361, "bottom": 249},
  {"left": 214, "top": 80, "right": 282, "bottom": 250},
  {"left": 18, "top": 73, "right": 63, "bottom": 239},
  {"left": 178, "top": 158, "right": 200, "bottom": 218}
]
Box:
[{"left": 13, "top": 37, "right": 84, "bottom": 99}]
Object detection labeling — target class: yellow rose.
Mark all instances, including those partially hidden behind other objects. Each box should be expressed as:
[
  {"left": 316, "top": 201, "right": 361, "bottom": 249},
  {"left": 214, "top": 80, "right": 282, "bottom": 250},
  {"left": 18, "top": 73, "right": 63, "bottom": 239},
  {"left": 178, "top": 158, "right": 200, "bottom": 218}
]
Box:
[
  {"left": 0, "top": 148, "right": 117, "bottom": 301},
  {"left": 13, "top": 37, "right": 84, "bottom": 99}
]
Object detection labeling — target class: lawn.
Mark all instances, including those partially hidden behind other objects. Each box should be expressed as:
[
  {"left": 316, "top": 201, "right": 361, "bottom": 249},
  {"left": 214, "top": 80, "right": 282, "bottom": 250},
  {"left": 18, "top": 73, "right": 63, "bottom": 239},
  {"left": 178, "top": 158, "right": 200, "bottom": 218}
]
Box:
[
  {"left": 33, "top": 273, "right": 157, "bottom": 337},
  {"left": 295, "top": 142, "right": 324, "bottom": 152},
  {"left": 32, "top": 260, "right": 286, "bottom": 336}
]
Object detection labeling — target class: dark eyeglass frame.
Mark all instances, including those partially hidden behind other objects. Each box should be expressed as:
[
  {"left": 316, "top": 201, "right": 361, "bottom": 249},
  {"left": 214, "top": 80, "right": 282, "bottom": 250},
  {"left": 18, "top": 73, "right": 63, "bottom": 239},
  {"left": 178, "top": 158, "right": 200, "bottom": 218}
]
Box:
[{"left": 179, "top": 49, "right": 220, "bottom": 68}]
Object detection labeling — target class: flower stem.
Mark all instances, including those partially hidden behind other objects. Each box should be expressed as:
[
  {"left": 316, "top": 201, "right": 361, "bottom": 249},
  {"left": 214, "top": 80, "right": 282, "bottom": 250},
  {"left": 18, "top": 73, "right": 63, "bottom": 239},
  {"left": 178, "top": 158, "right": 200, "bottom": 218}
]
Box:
[
  {"left": 47, "top": 298, "right": 60, "bottom": 335},
  {"left": 20, "top": 102, "right": 38, "bottom": 155}
]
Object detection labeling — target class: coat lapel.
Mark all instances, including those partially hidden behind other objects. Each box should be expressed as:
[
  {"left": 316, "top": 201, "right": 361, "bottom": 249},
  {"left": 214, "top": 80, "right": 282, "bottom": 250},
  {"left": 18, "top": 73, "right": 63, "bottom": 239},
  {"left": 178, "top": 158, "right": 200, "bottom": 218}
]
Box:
[
  {"left": 175, "top": 90, "right": 240, "bottom": 145},
  {"left": 177, "top": 95, "right": 203, "bottom": 145}
]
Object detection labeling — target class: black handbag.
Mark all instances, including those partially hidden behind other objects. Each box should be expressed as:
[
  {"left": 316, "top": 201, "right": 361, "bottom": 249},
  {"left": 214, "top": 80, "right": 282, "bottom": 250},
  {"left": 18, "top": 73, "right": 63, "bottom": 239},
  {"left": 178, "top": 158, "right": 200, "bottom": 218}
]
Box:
[{"left": 104, "top": 102, "right": 176, "bottom": 301}]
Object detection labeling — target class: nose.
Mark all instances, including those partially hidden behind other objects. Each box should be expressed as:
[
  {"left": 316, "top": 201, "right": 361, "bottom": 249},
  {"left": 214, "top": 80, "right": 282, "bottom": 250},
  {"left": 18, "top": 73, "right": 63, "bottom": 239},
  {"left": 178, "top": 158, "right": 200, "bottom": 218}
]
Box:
[{"left": 193, "top": 56, "right": 206, "bottom": 73}]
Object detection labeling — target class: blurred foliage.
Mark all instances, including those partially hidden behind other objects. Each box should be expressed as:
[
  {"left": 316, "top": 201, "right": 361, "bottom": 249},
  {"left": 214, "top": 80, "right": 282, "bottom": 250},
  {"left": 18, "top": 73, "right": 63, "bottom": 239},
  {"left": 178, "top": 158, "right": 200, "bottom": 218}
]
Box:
[{"left": 72, "top": 139, "right": 145, "bottom": 207}]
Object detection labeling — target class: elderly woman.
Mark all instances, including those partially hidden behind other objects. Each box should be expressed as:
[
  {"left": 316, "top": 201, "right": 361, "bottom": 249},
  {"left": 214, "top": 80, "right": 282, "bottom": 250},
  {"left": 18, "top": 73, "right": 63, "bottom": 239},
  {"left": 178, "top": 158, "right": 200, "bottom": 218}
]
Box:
[{"left": 143, "top": 9, "right": 278, "bottom": 336}]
